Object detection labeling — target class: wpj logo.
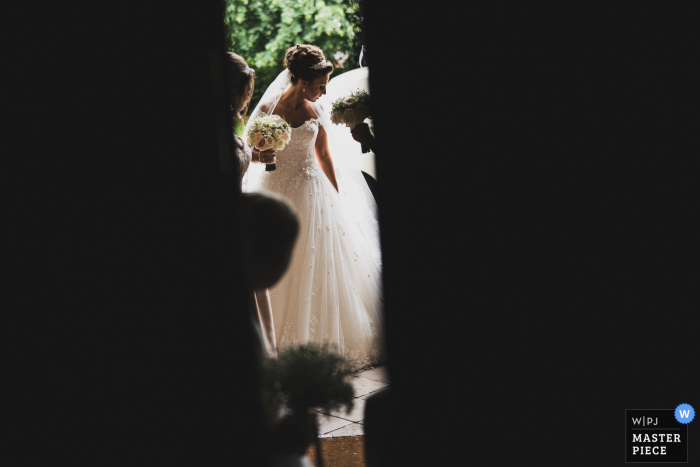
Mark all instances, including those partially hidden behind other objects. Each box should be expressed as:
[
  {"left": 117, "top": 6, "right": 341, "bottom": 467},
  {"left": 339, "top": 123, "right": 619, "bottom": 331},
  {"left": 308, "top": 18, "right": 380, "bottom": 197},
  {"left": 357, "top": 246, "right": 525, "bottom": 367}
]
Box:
[
  {"left": 676, "top": 405, "right": 694, "bottom": 423},
  {"left": 626, "top": 404, "right": 694, "bottom": 463}
]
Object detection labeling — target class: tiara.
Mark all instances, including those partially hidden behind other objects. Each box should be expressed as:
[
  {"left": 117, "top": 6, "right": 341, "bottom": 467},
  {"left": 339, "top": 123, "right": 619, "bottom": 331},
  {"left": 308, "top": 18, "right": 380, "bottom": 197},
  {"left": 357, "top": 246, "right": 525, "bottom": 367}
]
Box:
[{"left": 310, "top": 59, "right": 327, "bottom": 70}]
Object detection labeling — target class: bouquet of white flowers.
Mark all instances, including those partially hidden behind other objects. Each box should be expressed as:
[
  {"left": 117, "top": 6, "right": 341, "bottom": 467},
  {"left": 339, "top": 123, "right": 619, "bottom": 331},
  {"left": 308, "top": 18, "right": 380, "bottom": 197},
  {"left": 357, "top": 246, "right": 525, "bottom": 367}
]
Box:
[
  {"left": 246, "top": 114, "right": 292, "bottom": 171},
  {"left": 330, "top": 89, "right": 370, "bottom": 129}
]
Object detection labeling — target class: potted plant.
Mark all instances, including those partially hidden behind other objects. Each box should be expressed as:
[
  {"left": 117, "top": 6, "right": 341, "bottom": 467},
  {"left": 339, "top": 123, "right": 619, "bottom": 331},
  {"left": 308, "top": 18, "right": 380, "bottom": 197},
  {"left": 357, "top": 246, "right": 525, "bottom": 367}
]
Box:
[{"left": 262, "top": 344, "right": 355, "bottom": 467}]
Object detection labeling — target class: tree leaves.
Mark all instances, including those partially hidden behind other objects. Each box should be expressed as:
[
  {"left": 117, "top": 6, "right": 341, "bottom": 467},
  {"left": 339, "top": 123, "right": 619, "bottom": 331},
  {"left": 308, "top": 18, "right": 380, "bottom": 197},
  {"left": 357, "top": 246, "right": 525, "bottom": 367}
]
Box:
[{"left": 224, "top": 0, "right": 361, "bottom": 114}]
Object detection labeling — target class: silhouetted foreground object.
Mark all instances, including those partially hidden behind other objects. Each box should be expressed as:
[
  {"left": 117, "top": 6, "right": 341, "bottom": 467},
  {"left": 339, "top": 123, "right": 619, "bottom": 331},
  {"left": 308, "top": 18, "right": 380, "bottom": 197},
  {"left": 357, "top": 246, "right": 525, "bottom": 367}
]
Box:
[
  {"left": 350, "top": 123, "right": 376, "bottom": 154},
  {"left": 364, "top": 2, "right": 698, "bottom": 466},
  {"left": 240, "top": 191, "right": 300, "bottom": 357},
  {"left": 262, "top": 344, "right": 356, "bottom": 466},
  {"left": 240, "top": 192, "right": 300, "bottom": 291},
  {"left": 362, "top": 388, "right": 391, "bottom": 467},
  {"left": 5, "top": 1, "right": 268, "bottom": 465}
]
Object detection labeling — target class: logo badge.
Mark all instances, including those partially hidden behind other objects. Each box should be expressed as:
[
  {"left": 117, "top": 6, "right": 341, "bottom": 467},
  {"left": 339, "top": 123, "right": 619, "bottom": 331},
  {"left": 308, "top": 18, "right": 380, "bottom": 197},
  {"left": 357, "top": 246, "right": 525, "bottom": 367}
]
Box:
[
  {"left": 626, "top": 408, "right": 689, "bottom": 463},
  {"left": 674, "top": 404, "right": 694, "bottom": 425}
]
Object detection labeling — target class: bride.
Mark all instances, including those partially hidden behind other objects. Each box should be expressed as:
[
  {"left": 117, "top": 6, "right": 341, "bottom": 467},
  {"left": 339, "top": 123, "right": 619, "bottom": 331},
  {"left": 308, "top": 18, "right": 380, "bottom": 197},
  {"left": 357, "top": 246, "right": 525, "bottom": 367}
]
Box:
[{"left": 243, "top": 44, "right": 382, "bottom": 370}]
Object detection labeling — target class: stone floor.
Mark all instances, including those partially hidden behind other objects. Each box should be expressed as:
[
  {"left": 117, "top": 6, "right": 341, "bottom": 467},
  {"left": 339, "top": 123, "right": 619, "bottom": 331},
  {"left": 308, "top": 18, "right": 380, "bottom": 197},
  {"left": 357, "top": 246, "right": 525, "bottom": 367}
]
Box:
[{"left": 315, "top": 366, "right": 389, "bottom": 438}]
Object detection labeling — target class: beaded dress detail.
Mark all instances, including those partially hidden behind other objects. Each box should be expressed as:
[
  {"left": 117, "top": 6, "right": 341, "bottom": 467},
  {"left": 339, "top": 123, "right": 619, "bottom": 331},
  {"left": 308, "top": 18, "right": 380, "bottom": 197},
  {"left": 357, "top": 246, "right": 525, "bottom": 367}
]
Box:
[{"left": 258, "top": 118, "right": 382, "bottom": 370}]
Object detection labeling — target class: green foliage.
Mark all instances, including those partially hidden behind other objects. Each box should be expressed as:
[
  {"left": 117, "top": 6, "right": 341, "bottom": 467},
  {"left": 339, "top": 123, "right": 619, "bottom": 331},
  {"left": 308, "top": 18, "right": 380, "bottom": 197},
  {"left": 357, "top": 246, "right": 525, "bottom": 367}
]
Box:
[
  {"left": 260, "top": 344, "right": 355, "bottom": 419},
  {"left": 224, "top": 0, "right": 362, "bottom": 123}
]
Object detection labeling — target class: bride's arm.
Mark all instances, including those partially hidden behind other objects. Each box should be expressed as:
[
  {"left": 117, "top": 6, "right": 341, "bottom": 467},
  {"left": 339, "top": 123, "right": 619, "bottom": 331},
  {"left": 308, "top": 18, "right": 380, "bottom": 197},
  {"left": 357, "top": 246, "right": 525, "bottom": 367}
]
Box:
[{"left": 314, "top": 125, "right": 339, "bottom": 192}]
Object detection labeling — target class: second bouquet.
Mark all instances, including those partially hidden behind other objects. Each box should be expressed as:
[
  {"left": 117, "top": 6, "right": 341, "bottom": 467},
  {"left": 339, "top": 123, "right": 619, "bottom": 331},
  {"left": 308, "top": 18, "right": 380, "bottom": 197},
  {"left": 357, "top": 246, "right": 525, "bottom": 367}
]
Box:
[
  {"left": 246, "top": 114, "right": 292, "bottom": 171},
  {"left": 330, "top": 89, "right": 370, "bottom": 129}
]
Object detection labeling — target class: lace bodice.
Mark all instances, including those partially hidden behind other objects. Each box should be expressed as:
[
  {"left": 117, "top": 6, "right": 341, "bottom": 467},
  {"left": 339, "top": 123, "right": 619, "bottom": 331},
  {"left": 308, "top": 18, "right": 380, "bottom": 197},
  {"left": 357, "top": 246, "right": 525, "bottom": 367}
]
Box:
[{"left": 268, "top": 118, "right": 321, "bottom": 177}]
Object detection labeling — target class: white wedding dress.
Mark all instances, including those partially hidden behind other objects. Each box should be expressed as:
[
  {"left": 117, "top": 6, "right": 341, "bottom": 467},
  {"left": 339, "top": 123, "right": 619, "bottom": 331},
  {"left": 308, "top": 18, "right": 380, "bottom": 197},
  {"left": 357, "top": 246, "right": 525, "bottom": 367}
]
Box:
[{"left": 256, "top": 115, "right": 383, "bottom": 371}]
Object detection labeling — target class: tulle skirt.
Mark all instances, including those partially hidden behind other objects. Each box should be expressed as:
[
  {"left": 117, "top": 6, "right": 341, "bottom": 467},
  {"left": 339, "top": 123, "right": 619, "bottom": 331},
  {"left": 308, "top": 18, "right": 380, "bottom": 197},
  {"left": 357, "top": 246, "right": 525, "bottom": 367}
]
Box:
[{"left": 259, "top": 163, "right": 383, "bottom": 370}]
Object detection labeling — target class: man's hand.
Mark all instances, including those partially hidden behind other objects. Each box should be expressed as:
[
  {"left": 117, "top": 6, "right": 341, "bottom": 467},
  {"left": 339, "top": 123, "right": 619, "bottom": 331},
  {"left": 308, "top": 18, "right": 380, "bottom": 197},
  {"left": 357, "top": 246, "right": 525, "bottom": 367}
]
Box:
[{"left": 350, "top": 123, "right": 375, "bottom": 150}]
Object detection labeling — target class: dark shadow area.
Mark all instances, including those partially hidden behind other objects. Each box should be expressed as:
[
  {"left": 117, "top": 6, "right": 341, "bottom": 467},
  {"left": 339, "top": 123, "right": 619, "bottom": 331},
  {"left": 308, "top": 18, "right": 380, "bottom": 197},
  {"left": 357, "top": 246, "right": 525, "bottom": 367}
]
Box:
[
  {"left": 4, "top": 1, "right": 266, "bottom": 464},
  {"left": 364, "top": 3, "right": 697, "bottom": 466},
  {"left": 361, "top": 171, "right": 378, "bottom": 205}
]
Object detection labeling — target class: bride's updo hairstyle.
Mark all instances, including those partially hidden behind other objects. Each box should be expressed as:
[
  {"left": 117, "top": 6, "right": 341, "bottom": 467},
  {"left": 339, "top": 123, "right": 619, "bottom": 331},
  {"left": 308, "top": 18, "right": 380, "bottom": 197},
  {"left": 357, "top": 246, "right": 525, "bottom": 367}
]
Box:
[
  {"left": 225, "top": 52, "right": 255, "bottom": 125},
  {"left": 284, "top": 44, "right": 334, "bottom": 85}
]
